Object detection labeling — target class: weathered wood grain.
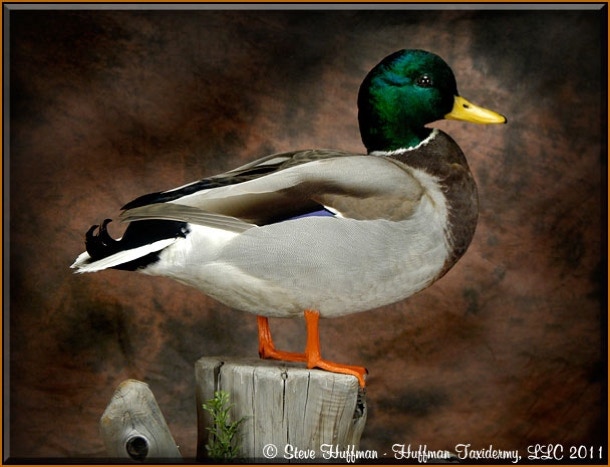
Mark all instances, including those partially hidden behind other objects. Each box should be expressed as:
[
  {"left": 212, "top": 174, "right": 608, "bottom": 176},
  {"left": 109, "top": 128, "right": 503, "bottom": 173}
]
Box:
[{"left": 100, "top": 379, "right": 181, "bottom": 460}]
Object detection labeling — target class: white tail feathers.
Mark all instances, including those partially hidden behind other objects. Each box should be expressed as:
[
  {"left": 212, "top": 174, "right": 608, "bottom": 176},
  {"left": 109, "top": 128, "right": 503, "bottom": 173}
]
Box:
[{"left": 71, "top": 238, "right": 178, "bottom": 273}]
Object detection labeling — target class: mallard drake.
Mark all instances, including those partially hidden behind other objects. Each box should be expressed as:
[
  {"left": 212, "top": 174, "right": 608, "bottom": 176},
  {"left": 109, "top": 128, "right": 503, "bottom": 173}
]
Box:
[{"left": 72, "top": 49, "right": 506, "bottom": 387}]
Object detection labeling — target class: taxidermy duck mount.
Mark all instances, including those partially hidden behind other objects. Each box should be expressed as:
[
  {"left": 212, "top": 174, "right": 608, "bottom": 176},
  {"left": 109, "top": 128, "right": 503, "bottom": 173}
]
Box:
[{"left": 72, "top": 49, "right": 506, "bottom": 388}]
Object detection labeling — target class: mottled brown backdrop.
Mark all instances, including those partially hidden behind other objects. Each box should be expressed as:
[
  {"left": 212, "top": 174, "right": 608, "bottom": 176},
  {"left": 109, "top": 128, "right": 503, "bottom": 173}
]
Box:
[{"left": 7, "top": 6, "right": 606, "bottom": 461}]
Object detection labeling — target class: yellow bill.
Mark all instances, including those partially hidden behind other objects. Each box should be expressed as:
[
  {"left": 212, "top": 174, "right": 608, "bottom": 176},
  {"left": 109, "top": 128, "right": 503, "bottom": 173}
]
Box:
[{"left": 445, "top": 95, "right": 507, "bottom": 124}]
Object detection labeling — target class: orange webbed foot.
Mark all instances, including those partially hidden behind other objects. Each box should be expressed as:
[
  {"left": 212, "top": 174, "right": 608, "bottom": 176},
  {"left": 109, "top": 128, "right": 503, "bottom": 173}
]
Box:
[{"left": 256, "top": 312, "right": 368, "bottom": 387}]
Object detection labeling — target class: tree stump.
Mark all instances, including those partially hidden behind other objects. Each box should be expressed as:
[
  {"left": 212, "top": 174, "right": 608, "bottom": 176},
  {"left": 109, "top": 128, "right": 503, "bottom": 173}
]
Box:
[
  {"left": 195, "top": 357, "right": 367, "bottom": 461},
  {"left": 100, "top": 379, "right": 181, "bottom": 461}
]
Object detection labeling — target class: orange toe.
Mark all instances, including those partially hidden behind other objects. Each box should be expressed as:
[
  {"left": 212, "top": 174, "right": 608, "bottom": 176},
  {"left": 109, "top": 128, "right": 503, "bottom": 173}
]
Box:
[{"left": 307, "top": 357, "right": 367, "bottom": 387}]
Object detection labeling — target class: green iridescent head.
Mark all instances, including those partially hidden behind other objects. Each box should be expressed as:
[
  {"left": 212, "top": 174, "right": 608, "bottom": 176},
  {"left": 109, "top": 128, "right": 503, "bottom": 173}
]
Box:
[{"left": 358, "top": 49, "right": 506, "bottom": 153}]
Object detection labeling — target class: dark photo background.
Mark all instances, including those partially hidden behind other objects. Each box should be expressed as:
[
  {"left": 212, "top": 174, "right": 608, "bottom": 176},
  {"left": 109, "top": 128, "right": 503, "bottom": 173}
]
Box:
[{"left": 7, "top": 6, "right": 606, "bottom": 460}]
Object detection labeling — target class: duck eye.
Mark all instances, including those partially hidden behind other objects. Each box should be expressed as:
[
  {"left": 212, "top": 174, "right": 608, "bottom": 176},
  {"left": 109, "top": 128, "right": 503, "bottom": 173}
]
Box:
[{"left": 416, "top": 75, "right": 433, "bottom": 88}]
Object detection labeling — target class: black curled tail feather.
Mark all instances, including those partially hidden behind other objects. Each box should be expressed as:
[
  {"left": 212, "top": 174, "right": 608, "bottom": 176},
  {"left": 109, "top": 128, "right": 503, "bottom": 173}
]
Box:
[
  {"left": 85, "top": 219, "right": 190, "bottom": 271},
  {"left": 85, "top": 219, "right": 120, "bottom": 259}
]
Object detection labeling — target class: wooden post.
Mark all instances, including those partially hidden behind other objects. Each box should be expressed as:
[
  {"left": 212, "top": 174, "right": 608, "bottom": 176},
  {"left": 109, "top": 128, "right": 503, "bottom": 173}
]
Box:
[
  {"left": 100, "top": 379, "right": 182, "bottom": 461},
  {"left": 195, "top": 357, "right": 367, "bottom": 461}
]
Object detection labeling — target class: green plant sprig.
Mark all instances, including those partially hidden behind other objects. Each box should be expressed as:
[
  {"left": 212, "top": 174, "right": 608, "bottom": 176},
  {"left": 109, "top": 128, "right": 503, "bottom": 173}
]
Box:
[{"left": 202, "top": 390, "right": 246, "bottom": 459}]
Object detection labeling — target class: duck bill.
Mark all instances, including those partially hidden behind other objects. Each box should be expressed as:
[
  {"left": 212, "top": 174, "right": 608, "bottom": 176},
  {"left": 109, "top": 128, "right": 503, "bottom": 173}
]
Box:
[{"left": 445, "top": 95, "right": 507, "bottom": 124}]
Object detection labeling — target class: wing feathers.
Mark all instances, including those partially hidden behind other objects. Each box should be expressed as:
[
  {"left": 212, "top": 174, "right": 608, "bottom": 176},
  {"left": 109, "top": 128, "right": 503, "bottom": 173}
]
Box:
[
  {"left": 119, "top": 150, "right": 426, "bottom": 228},
  {"left": 120, "top": 203, "right": 256, "bottom": 232},
  {"left": 170, "top": 155, "right": 425, "bottom": 222}
]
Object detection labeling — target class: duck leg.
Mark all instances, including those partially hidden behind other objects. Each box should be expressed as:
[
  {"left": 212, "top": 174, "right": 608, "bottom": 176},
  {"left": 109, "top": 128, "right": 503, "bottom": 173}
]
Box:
[
  {"left": 303, "top": 310, "right": 367, "bottom": 387},
  {"left": 257, "top": 312, "right": 367, "bottom": 387},
  {"left": 257, "top": 316, "right": 307, "bottom": 362}
]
